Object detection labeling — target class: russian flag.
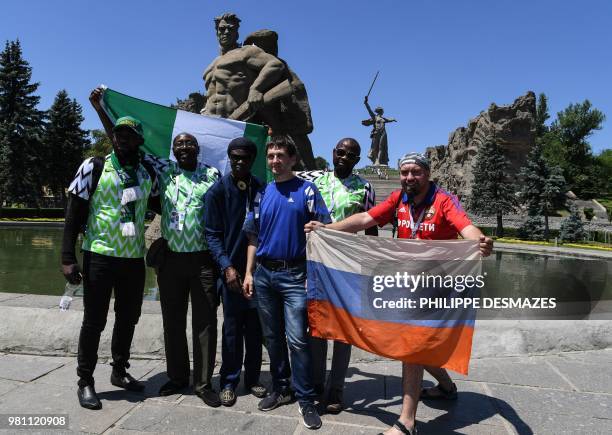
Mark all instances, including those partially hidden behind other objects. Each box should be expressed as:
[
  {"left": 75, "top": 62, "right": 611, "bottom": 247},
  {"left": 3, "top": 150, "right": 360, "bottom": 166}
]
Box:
[{"left": 306, "top": 229, "right": 482, "bottom": 375}]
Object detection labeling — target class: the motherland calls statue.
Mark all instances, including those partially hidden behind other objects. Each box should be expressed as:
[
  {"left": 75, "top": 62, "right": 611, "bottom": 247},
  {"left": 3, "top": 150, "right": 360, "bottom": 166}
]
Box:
[
  {"left": 201, "top": 12, "right": 316, "bottom": 169},
  {"left": 361, "top": 95, "right": 396, "bottom": 166}
]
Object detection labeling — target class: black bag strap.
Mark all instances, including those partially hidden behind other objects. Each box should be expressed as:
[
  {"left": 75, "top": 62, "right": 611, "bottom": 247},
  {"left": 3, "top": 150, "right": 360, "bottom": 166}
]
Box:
[{"left": 90, "top": 156, "right": 105, "bottom": 195}]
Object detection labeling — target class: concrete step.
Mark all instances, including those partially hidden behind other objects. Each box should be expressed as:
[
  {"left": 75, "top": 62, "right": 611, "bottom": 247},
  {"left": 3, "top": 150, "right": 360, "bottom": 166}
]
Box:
[{"left": 0, "top": 293, "right": 610, "bottom": 362}]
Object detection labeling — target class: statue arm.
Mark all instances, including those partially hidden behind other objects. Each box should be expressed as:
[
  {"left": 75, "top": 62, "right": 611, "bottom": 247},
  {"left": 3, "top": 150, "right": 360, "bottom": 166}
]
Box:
[
  {"left": 383, "top": 117, "right": 397, "bottom": 123},
  {"left": 361, "top": 118, "right": 374, "bottom": 126},
  {"left": 202, "top": 61, "right": 214, "bottom": 90},
  {"left": 245, "top": 48, "right": 285, "bottom": 95},
  {"left": 364, "top": 97, "right": 376, "bottom": 119}
]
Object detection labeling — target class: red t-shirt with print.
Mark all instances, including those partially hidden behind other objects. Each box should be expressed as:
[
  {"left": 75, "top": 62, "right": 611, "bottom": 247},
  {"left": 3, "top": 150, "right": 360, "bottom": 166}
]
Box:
[{"left": 367, "top": 184, "right": 472, "bottom": 240}]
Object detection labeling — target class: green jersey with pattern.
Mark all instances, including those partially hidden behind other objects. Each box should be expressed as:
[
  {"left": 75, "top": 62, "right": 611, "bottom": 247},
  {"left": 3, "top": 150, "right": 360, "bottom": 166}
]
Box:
[
  {"left": 153, "top": 158, "right": 220, "bottom": 253},
  {"left": 298, "top": 170, "right": 375, "bottom": 222},
  {"left": 81, "top": 155, "right": 152, "bottom": 258}
]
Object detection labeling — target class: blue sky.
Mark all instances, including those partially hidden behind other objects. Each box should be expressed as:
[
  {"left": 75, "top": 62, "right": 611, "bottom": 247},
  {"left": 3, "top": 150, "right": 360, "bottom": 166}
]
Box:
[{"left": 2, "top": 0, "right": 611, "bottom": 166}]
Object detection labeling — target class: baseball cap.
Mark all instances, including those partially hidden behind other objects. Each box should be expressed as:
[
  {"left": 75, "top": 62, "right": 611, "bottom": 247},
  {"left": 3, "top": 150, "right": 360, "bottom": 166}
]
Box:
[{"left": 113, "top": 116, "right": 144, "bottom": 138}]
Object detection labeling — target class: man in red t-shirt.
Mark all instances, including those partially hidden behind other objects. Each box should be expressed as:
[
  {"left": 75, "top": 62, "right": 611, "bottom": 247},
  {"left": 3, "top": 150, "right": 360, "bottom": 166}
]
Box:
[{"left": 305, "top": 152, "right": 493, "bottom": 435}]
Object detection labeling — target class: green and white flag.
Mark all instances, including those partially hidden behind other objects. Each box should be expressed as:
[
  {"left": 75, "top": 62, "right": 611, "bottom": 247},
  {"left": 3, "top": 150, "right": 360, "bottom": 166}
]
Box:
[{"left": 101, "top": 87, "right": 269, "bottom": 179}]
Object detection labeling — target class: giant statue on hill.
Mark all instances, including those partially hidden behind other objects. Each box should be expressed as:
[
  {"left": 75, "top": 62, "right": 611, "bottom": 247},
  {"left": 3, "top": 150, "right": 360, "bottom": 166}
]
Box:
[
  {"left": 361, "top": 96, "right": 397, "bottom": 166},
  {"left": 201, "top": 13, "right": 316, "bottom": 169}
]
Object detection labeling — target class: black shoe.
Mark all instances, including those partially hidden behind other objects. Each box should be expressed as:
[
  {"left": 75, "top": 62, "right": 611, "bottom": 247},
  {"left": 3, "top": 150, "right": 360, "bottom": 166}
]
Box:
[
  {"left": 325, "top": 389, "right": 343, "bottom": 414},
  {"left": 219, "top": 387, "right": 237, "bottom": 406},
  {"left": 158, "top": 379, "right": 189, "bottom": 396},
  {"left": 248, "top": 383, "right": 268, "bottom": 398},
  {"left": 299, "top": 403, "right": 322, "bottom": 430},
  {"left": 110, "top": 370, "right": 145, "bottom": 392},
  {"left": 196, "top": 386, "right": 221, "bottom": 407},
  {"left": 77, "top": 385, "right": 102, "bottom": 410},
  {"left": 258, "top": 390, "right": 294, "bottom": 411}
]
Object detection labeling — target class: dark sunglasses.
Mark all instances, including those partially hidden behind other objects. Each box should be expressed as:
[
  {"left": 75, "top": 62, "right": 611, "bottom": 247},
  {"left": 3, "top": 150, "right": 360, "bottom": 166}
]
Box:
[
  {"left": 335, "top": 148, "right": 359, "bottom": 159},
  {"left": 229, "top": 153, "right": 253, "bottom": 162}
]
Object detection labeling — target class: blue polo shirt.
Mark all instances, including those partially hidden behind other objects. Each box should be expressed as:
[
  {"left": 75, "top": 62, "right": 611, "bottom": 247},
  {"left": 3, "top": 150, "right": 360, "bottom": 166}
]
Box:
[{"left": 244, "top": 176, "right": 331, "bottom": 261}]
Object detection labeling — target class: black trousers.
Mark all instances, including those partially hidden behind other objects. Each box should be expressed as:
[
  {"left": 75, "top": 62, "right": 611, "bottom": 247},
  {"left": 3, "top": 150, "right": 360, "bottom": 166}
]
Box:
[
  {"left": 77, "top": 251, "right": 145, "bottom": 387},
  {"left": 219, "top": 289, "right": 263, "bottom": 391},
  {"left": 157, "top": 250, "right": 218, "bottom": 392}
]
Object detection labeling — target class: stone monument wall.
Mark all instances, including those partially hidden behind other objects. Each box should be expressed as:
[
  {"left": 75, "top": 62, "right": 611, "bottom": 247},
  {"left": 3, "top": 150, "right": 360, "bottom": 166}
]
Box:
[{"left": 425, "top": 92, "right": 537, "bottom": 200}]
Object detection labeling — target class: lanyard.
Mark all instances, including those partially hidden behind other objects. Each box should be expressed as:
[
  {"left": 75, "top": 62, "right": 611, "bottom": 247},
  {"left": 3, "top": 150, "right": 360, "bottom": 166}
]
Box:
[
  {"left": 327, "top": 174, "right": 338, "bottom": 217},
  {"left": 245, "top": 182, "right": 252, "bottom": 215},
  {"left": 408, "top": 203, "right": 427, "bottom": 239},
  {"left": 172, "top": 171, "right": 196, "bottom": 210}
]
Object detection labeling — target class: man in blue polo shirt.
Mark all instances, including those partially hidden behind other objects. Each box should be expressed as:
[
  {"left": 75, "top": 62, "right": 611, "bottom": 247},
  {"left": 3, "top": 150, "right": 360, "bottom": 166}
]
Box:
[{"left": 243, "top": 135, "right": 331, "bottom": 430}]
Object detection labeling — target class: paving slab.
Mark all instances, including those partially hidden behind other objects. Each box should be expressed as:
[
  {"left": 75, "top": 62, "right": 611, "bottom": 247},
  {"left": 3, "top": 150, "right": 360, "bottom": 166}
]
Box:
[
  {"left": 453, "top": 359, "right": 508, "bottom": 384},
  {"left": 0, "top": 354, "right": 68, "bottom": 382},
  {"left": 487, "top": 383, "right": 612, "bottom": 420},
  {"left": 556, "top": 348, "right": 612, "bottom": 364},
  {"left": 0, "top": 429, "right": 85, "bottom": 435},
  {"left": 33, "top": 358, "right": 161, "bottom": 393},
  {"left": 292, "top": 421, "right": 384, "bottom": 434},
  {"left": 0, "top": 378, "right": 22, "bottom": 396},
  {"left": 385, "top": 379, "right": 505, "bottom": 428},
  {"left": 546, "top": 355, "right": 612, "bottom": 393},
  {"left": 487, "top": 356, "right": 575, "bottom": 390},
  {"left": 106, "top": 429, "right": 155, "bottom": 435},
  {"left": 0, "top": 382, "right": 139, "bottom": 433},
  {"left": 414, "top": 419, "right": 511, "bottom": 435},
  {"left": 499, "top": 410, "right": 612, "bottom": 435},
  {"left": 119, "top": 401, "right": 299, "bottom": 434}
]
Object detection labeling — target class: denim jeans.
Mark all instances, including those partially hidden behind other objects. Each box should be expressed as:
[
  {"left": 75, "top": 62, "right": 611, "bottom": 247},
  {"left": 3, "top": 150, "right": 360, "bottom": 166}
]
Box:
[{"left": 254, "top": 263, "right": 315, "bottom": 405}]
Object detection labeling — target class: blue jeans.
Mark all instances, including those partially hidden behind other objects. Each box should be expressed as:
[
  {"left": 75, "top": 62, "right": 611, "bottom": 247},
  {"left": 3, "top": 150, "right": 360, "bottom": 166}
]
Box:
[{"left": 254, "top": 263, "right": 315, "bottom": 405}]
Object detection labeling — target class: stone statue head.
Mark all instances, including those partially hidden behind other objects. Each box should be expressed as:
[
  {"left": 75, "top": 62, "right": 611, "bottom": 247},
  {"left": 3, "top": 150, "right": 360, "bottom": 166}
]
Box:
[
  {"left": 214, "top": 12, "right": 241, "bottom": 51},
  {"left": 375, "top": 106, "right": 384, "bottom": 115}
]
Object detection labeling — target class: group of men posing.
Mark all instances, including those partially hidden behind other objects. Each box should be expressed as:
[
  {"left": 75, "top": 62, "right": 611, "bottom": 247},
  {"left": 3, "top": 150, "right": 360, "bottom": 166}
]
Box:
[{"left": 61, "top": 88, "right": 492, "bottom": 434}]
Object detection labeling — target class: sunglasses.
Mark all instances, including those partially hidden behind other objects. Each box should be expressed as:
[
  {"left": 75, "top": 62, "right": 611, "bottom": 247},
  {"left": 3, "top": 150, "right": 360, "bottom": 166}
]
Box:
[
  {"left": 229, "top": 153, "right": 253, "bottom": 162},
  {"left": 335, "top": 149, "right": 359, "bottom": 159}
]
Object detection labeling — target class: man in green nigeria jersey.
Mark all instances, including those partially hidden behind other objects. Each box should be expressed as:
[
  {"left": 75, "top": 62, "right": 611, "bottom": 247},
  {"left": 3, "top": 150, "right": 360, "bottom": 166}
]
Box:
[
  {"left": 143, "top": 133, "right": 222, "bottom": 407},
  {"left": 62, "top": 89, "right": 157, "bottom": 410}
]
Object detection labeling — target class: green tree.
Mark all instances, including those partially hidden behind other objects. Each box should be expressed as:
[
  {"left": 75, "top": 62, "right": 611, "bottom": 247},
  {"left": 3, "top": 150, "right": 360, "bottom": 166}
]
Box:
[
  {"left": 535, "top": 93, "right": 550, "bottom": 138},
  {"left": 594, "top": 149, "right": 612, "bottom": 194},
  {"left": 0, "top": 40, "right": 45, "bottom": 208},
  {"left": 314, "top": 156, "right": 329, "bottom": 171},
  {"left": 518, "top": 143, "right": 566, "bottom": 240},
  {"left": 559, "top": 208, "right": 586, "bottom": 242},
  {"left": 467, "top": 138, "right": 517, "bottom": 237},
  {"left": 43, "top": 90, "right": 89, "bottom": 207},
  {"left": 517, "top": 216, "right": 544, "bottom": 241},
  {"left": 85, "top": 129, "right": 113, "bottom": 158},
  {"left": 544, "top": 100, "right": 605, "bottom": 197}
]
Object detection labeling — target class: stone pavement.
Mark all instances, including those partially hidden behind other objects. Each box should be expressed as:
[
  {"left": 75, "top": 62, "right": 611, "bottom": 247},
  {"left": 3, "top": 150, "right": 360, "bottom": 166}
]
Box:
[{"left": 0, "top": 350, "right": 611, "bottom": 434}]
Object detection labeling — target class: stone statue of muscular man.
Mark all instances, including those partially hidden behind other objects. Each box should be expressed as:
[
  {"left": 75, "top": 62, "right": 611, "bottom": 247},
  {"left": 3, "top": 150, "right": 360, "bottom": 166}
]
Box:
[
  {"left": 201, "top": 13, "right": 316, "bottom": 169},
  {"left": 202, "top": 13, "right": 285, "bottom": 120}
]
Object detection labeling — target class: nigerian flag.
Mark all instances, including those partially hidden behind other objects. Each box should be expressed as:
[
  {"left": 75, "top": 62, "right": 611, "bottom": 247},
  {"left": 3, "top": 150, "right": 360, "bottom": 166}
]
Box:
[{"left": 101, "top": 87, "right": 269, "bottom": 179}]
